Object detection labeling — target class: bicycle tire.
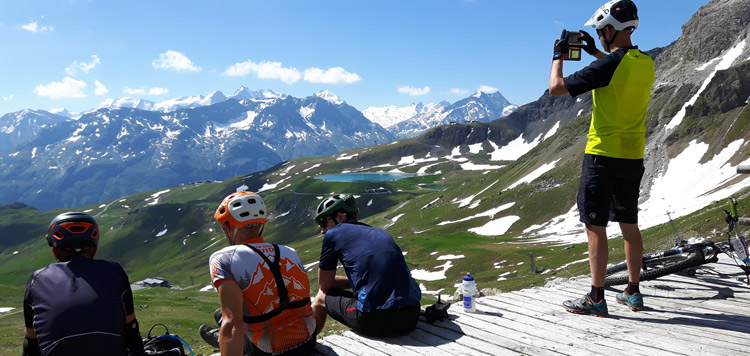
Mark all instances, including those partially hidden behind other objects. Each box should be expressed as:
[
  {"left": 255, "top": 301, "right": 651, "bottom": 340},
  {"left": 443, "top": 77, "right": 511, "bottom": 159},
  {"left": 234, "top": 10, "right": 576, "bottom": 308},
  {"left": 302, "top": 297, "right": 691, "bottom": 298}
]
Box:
[
  {"left": 605, "top": 261, "right": 629, "bottom": 275},
  {"left": 604, "top": 251, "right": 705, "bottom": 286},
  {"left": 605, "top": 254, "right": 689, "bottom": 275}
]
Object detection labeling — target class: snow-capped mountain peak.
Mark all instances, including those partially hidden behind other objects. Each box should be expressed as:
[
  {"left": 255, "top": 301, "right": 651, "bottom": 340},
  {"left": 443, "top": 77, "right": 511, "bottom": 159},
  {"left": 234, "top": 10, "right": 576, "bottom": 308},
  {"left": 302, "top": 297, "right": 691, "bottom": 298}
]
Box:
[
  {"left": 314, "top": 90, "right": 343, "bottom": 105},
  {"left": 91, "top": 87, "right": 286, "bottom": 114},
  {"left": 362, "top": 102, "right": 443, "bottom": 129},
  {"left": 152, "top": 91, "right": 228, "bottom": 112},
  {"left": 206, "top": 90, "right": 227, "bottom": 102},
  {"left": 363, "top": 91, "right": 515, "bottom": 138},
  {"left": 230, "top": 87, "right": 284, "bottom": 101},
  {"left": 95, "top": 97, "right": 156, "bottom": 111},
  {"left": 49, "top": 108, "right": 76, "bottom": 118}
]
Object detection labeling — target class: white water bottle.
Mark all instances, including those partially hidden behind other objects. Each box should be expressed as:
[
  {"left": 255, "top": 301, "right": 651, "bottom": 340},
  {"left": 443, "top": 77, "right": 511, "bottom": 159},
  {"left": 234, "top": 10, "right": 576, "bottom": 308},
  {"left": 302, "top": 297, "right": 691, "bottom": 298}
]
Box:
[{"left": 462, "top": 273, "right": 477, "bottom": 313}]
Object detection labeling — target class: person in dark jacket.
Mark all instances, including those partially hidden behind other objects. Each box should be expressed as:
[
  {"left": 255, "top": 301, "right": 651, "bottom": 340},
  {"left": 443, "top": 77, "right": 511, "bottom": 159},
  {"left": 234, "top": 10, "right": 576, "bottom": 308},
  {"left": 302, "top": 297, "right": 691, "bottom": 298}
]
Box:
[{"left": 23, "top": 212, "right": 145, "bottom": 356}]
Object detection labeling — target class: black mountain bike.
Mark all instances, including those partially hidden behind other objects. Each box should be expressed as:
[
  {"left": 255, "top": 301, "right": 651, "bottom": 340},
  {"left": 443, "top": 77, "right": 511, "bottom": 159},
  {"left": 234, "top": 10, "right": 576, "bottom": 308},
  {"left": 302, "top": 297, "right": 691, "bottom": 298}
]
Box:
[{"left": 604, "top": 166, "right": 750, "bottom": 287}]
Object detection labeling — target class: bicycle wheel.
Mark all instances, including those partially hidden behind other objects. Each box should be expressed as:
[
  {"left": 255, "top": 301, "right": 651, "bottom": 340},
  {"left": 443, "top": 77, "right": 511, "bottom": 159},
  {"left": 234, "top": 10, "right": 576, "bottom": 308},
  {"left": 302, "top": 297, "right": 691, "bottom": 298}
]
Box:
[{"left": 604, "top": 251, "right": 705, "bottom": 286}]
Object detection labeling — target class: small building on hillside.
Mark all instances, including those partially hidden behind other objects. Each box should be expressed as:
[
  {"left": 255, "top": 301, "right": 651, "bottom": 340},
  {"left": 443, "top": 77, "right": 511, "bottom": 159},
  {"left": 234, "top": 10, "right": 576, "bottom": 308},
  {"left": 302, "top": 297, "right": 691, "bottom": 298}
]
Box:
[{"left": 143, "top": 277, "right": 171, "bottom": 288}]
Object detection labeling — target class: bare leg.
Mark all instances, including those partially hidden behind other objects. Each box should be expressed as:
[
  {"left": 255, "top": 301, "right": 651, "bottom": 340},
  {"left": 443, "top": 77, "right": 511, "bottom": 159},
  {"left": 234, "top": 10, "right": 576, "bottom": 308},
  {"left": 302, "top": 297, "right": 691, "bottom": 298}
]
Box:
[
  {"left": 619, "top": 222, "right": 643, "bottom": 283},
  {"left": 311, "top": 289, "right": 328, "bottom": 334},
  {"left": 586, "top": 224, "right": 609, "bottom": 287}
]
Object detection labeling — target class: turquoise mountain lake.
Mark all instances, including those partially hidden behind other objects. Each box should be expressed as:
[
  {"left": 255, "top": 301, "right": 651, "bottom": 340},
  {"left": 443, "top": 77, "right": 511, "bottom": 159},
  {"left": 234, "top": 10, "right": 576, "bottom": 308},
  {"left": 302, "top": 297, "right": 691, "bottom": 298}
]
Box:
[{"left": 314, "top": 172, "right": 421, "bottom": 182}]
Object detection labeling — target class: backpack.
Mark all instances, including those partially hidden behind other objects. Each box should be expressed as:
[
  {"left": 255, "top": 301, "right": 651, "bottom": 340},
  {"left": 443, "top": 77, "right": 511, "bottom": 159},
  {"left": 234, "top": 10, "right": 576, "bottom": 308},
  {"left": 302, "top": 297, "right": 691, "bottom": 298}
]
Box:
[
  {"left": 242, "top": 243, "right": 311, "bottom": 324},
  {"left": 421, "top": 295, "right": 451, "bottom": 324},
  {"left": 143, "top": 323, "right": 194, "bottom": 356}
]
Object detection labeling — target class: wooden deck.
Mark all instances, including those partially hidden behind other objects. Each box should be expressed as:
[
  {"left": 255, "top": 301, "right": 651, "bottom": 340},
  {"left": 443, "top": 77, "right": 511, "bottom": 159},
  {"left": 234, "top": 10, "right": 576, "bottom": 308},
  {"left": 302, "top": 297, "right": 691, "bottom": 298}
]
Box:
[{"left": 313, "top": 255, "right": 750, "bottom": 356}]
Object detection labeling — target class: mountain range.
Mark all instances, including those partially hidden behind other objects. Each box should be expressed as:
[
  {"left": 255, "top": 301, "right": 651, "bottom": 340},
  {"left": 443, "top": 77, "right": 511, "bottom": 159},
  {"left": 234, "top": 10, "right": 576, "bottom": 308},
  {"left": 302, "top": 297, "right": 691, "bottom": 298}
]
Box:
[
  {"left": 363, "top": 90, "right": 517, "bottom": 138},
  {"left": 0, "top": 86, "right": 516, "bottom": 210}
]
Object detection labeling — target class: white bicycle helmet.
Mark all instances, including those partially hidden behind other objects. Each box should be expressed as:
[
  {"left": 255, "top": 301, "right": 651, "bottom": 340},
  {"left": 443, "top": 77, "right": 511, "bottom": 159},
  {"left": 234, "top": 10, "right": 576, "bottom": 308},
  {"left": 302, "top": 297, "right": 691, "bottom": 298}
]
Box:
[
  {"left": 214, "top": 191, "right": 267, "bottom": 228},
  {"left": 584, "top": 0, "right": 639, "bottom": 31}
]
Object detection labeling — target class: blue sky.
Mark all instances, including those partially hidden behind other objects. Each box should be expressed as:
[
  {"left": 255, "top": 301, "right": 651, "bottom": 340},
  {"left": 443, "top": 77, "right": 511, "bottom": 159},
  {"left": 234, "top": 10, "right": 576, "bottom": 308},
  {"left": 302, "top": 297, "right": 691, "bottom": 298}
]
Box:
[{"left": 0, "top": 0, "right": 709, "bottom": 114}]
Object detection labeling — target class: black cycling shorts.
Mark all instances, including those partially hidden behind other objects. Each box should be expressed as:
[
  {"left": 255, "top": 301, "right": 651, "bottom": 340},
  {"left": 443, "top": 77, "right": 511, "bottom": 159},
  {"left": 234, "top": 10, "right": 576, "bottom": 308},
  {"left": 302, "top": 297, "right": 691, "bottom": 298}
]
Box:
[
  {"left": 577, "top": 154, "right": 644, "bottom": 226},
  {"left": 325, "top": 289, "right": 420, "bottom": 337}
]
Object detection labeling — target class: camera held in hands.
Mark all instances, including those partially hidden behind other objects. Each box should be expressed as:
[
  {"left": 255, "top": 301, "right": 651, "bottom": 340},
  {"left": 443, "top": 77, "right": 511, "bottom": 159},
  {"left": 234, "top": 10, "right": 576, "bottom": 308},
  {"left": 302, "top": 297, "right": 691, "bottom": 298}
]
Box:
[{"left": 563, "top": 30, "right": 584, "bottom": 61}]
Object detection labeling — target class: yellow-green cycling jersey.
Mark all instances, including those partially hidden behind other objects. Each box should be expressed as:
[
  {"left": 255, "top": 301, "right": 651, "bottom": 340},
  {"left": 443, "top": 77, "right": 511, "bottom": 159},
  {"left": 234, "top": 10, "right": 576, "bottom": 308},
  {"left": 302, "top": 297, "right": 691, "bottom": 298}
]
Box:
[{"left": 564, "top": 47, "right": 655, "bottom": 159}]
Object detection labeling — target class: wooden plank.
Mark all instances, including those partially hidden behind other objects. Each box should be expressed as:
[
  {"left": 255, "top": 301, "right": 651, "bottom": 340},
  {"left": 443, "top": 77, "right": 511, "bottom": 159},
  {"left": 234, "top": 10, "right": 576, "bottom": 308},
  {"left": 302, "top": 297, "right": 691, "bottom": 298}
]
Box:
[
  {"left": 564, "top": 276, "right": 750, "bottom": 311},
  {"left": 315, "top": 253, "right": 750, "bottom": 355},
  {"left": 415, "top": 319, "right": 541, "bottom": 356},
  {"left": 544, "top": 285, "right": 750, "bottom": 348},
  {"left": 479, "top": 295, "right": 685, "bottom": 356},
  {"left": 417, "top": 313, "right": 556, "bottom": 356},
  {"left": 315, "top": 339, "right": 357, "bottom": 356},
  {"left": 562, "top": 277, "right": 750, "bottom": 324},
  {"left": 481, "top": 294, "right": 705, "bottom": 356},
  {"left": 500, "top": 290, "right": 744, "bottom": 355},
  {"left": 322, "top": 334, "right": 390, "bottom": 356},
  {"left": 466, "top": 298, "right": 636, "bottom": 355},
  {"left": 341, "top": 331, "right": 427, "bottom": 356},
  {"left": 403, "top": 327, "right": 487, "bottom": 356},
  {"left": 446, "top": 307, "right": 584, "bottom": 355}
]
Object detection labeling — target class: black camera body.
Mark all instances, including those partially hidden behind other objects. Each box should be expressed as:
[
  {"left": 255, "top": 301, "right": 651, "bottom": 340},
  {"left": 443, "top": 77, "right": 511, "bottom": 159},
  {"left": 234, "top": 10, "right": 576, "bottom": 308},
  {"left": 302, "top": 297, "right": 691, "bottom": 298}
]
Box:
[{"left": 565, "top": 30, "right": 584, "bottom": 61}]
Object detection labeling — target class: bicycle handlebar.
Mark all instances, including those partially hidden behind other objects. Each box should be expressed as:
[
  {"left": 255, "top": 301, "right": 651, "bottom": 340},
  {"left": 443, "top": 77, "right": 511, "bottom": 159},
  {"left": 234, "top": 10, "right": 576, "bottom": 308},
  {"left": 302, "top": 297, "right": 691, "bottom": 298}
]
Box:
[{"left": 738, "top": 165, "right": 750, "bottom": 174}]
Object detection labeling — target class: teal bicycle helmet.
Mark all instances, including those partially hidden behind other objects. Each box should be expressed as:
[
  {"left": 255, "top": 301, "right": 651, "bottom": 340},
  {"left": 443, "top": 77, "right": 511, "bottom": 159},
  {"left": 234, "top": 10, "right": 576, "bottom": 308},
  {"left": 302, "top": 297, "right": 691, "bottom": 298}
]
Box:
[{"left": 314, "top": 194, "right": 358, "bottom": 225}]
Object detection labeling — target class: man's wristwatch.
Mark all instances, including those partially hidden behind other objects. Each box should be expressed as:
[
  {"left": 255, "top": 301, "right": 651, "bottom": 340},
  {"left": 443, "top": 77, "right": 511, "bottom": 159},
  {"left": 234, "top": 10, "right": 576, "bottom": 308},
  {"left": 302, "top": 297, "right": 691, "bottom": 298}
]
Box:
[{"left": 553, "top": 52, "right": 562, "bottom": 60}]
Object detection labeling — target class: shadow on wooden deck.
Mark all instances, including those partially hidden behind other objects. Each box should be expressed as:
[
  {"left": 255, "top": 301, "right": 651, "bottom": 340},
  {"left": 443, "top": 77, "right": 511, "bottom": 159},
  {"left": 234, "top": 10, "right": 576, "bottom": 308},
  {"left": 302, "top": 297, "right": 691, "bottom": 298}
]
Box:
[{"left": 313, "top": 255, "right": 750, "bottom": 356}]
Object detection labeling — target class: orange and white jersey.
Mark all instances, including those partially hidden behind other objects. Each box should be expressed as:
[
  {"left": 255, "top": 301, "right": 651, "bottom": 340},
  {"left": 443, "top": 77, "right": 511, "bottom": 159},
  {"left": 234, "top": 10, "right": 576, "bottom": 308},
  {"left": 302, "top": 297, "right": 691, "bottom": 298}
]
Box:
[{"left": 209, "top": 242, "right": 315, "bottom": 354}]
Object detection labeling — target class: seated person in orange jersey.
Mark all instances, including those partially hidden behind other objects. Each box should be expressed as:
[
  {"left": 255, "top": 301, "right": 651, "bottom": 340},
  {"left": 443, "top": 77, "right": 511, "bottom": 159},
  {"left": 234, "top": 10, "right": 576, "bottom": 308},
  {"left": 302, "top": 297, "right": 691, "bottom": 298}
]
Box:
[{"left": 207, "top": 191, "right": 316, "bottom": 356}]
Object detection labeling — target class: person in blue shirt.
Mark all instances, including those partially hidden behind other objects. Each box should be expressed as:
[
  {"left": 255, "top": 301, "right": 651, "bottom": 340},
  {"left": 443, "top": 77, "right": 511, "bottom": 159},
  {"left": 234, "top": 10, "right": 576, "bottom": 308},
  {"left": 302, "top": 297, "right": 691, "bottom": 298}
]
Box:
[{"left": 311, "top": 194, "right": 421, "bottom": 336}]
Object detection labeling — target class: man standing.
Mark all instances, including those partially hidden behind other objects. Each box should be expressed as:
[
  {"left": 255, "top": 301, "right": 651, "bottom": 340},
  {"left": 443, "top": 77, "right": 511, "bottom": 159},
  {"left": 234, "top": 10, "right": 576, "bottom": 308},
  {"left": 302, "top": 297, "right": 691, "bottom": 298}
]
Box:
[
  {"left": 549, "top": 0, "right": 654, "bottom": 316},
  {"left": 209, "top": 191, "right": 316, "bottom": 356},
  {"left": 311, "top": 194, "right": 421, "bottom": 336},
  {"left": 23, "top": 212, "right": 145, "bottom": 356}
]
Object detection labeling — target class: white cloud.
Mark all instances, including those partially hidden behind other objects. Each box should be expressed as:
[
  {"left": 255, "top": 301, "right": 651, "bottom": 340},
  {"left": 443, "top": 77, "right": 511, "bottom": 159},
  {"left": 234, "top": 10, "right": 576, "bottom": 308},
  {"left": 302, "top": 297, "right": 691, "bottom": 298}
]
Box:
[
  {"left": 3, "top": 95, "right": 13, "bottom": 101},
  {"left": 223, "top": 60, "right": 301, "bottom": 84},
  {"left": 123, "top": 87, "right": 146, "bottom": 95},
  {"left": 34, "top": 77, "right": 87, "bottom": 99},
  {"left": 152, "top": 50, "right": 201, "bottom": 72},
  {"left": 149, "top": 87, "right": 169, "bottom": 95},
  {"left": 397, "top": 85, "right": 430, "bottom": 96},
  {"left": 65, "top": 55, "right": 101, "bottom": 75},
  {"left": 303, "top": 67, "right": 361, "bottom": 85},
  {"left": 21, "top": 20, "right": 53, "bottom": 33},
  {"left": 479, "top": 85, "right": 499, "bottom": 94},
  {"left": 123, "top": 86, "right": 169, "bottom": 96},
  {"left": 94, "top": 80, "right": 109, "bottom": 95},
  {"left": 450, "top": 88, "right": 469, "bottom": 95}
]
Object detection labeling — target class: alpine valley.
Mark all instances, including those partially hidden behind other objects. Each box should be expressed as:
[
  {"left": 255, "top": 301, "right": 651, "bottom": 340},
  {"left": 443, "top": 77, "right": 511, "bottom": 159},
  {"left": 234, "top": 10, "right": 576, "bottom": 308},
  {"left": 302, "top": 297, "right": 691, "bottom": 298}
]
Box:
[
  {"left": 0, "top": 87, "right": 515, "bottom": 211},
  {"left": 1, "top": 1, "right": 750, "bottom": 353}
]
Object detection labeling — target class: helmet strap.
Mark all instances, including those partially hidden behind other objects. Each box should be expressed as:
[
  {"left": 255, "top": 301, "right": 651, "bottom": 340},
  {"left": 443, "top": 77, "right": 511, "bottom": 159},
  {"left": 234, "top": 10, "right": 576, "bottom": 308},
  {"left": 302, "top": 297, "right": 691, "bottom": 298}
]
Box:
[
  {"left": 52, "top": 247, "right": 62, "bottom": 261},
  {"left": 602, "top": 28, "right": 620, "bottom": 53},
  {"left": 334, "top": 212, "right": 344, "bottom": 225},
  {"left": 223, "top": 224, "right": 238, "bottom": 245}
]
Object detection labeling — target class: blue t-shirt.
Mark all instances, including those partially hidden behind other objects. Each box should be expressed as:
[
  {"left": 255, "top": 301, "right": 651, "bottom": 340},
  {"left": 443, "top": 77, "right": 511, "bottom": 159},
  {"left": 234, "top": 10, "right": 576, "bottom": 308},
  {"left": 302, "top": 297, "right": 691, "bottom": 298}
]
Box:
[{"left": 319, "top": 222, "right": 421, "bottom": 311}]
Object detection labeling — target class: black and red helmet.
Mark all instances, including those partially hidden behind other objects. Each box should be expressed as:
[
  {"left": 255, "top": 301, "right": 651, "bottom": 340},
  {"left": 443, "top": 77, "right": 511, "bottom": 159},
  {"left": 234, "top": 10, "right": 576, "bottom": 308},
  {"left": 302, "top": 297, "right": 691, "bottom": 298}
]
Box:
[{"left": 46, "top": 212, "right": 100, "bottom": 249}]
